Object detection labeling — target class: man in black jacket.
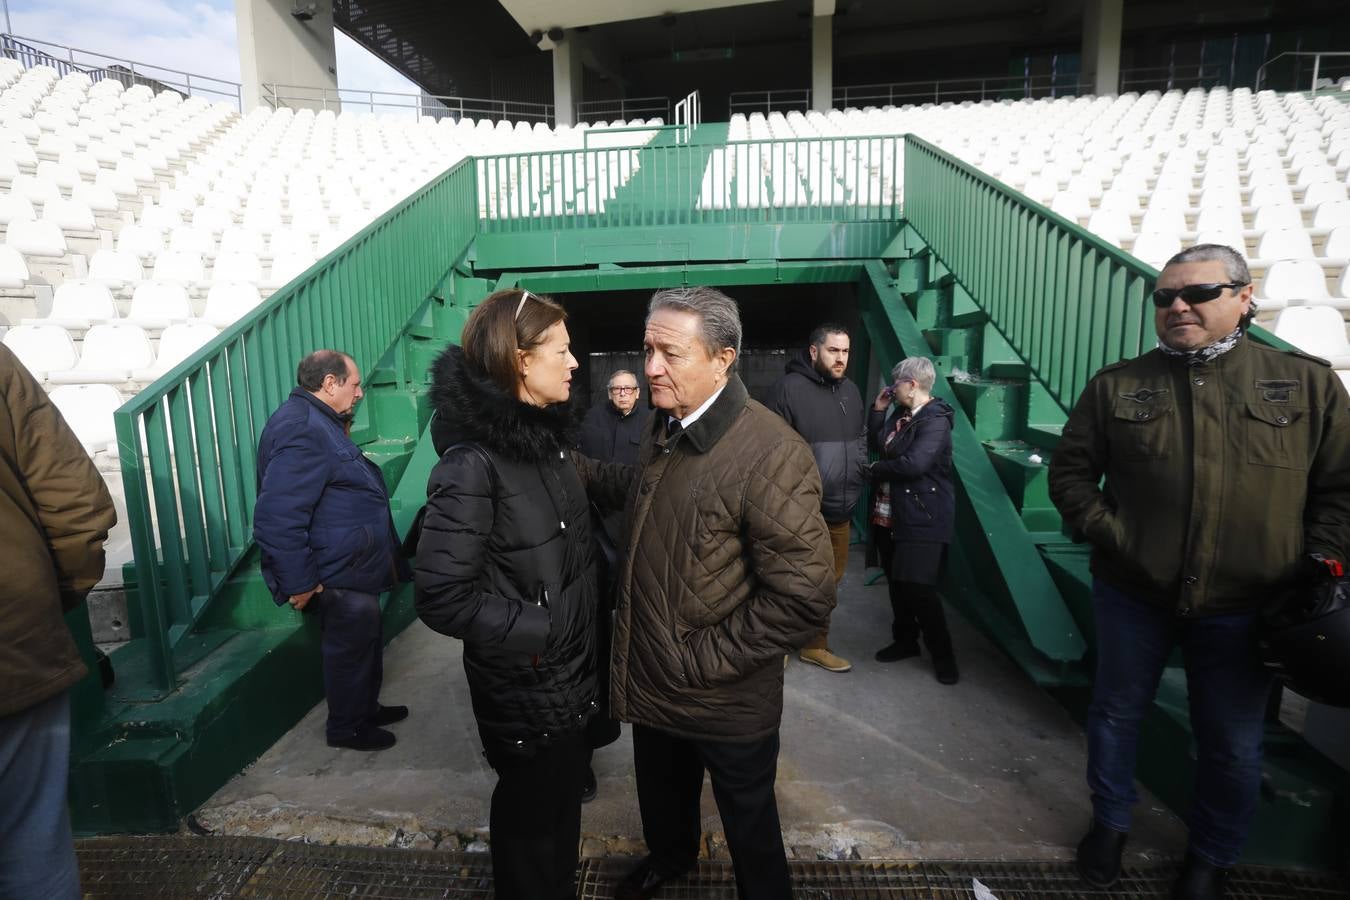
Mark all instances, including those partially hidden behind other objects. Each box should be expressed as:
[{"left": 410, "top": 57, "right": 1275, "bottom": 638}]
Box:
[
  {"left": 578, "top": 369, "right": 650, "bottom": 471},
  {"left": 765, "top": 324, "right": 868, "bottom": 673}
]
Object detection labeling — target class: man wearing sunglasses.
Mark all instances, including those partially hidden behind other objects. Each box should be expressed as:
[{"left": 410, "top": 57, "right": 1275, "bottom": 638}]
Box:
[{"left": 1049, "top": 244, "right": 1350, "bottom": 900}]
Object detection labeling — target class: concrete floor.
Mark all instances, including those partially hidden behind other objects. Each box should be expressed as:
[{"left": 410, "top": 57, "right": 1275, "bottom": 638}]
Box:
[{"left": 195, "top": 545, "right": 1188, "bottom": 862}]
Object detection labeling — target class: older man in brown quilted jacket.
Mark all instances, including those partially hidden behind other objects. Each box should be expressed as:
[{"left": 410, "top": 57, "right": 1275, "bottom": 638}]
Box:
[
  {"left": 1, "top": 344, "right": 116, "bottom": 899},
  {"left": 610, "top": 287, "right": 837, "bottom": 900}
]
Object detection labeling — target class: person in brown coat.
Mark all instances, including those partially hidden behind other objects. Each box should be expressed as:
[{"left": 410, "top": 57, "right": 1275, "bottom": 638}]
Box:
[
  {"left": 610, "top": 287, "right": 837, "bottom": 900},
  {"left": 0, "top": 344, "right": 116, "bottom": 900}
]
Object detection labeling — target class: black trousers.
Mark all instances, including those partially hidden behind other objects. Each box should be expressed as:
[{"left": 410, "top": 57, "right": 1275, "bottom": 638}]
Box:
[
  {"left": 483, "top": 730, "right": 588, "bottom": 900},
  {"left": 632, "top": 724, "right": 791, "bottom": 900},
  {"left": 313, "top": 587, "right": 383, "bottom": 741},
  {"left": 873, "top": 528, "right": 954, "bottom": 660}
]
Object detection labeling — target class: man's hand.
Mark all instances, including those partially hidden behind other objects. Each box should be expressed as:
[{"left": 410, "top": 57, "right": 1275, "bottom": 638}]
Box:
[{"left": 289, "top": 584, "right": 324, "bottom": 610}]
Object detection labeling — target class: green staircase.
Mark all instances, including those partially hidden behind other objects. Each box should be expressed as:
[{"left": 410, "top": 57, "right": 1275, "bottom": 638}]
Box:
[{"left": 65, "top": 131, "right": 1348, "bottom": 868}]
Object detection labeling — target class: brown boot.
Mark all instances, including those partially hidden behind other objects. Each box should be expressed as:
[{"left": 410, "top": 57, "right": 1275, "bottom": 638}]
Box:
[{"left": 799, "top": 647, "right": 853, "bottom": 672}]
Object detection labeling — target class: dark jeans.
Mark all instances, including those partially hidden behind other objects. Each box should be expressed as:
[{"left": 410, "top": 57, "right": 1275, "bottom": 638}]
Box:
[
  {"left": 314, "top": 587, "right": 383, "bottom": 741},
  {"left": 1087, "top": 579, "right": 1272, "bottom": 867},
  {"left": 0, "top": 691, "right": 80, "bottom": 900},
  {"left": 483, "top": 730, "right": 588, "bottom": 900},
  {"left": 874, "top": 527, "right": 954, "bottom": 660},
  {"left": 632, "top": 724, "right": 791, "bottom": 900}
]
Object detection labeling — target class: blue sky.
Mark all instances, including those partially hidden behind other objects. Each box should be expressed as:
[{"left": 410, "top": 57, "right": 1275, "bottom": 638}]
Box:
[{"left": 5, "top": 0, "right": 420, "bottom": 100}]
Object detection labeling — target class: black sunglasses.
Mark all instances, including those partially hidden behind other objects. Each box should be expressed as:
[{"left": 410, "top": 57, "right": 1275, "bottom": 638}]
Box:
[{"left": 1150, "top": 282, "right": 1247, "bottom": 308}]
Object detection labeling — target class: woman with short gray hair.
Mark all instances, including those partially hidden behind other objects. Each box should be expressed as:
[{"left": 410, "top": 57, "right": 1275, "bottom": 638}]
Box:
[{"left": 867, "top": 355, "right": 961, "bottom": 684}]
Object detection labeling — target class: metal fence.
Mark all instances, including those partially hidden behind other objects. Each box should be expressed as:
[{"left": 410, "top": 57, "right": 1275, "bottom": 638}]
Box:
[
  {"left": 474, "top": 134, "right": 903, "bottom": 233},
  {"left": 575, "top": 96, "right": 671, "bottom": 124},
  {"left": 113, "top": 161, "right": 478, "bottom": 690},
  {"left": 260, "top": 83, "right": 554, "bottom": 123},
  {"left": 1255, "top": 51, "right": 1350, "bottom": 95},
  {"left": 0, "top": 33, "right": 242, "bottom": 108}
]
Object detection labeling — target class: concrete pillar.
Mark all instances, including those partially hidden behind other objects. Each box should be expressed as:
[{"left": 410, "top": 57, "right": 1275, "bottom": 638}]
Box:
[
  {"left": 1081, "top": 0, "right": 1123, "bottom": 96},
  {"left": 552, "top": 32, "right": 583, "bottom": 127},
  {"left": 235, "top": 0, "right": 339, "bottom": 111},
  {"left": 811, "top": 15, "right": 833, "bottom": 112}
]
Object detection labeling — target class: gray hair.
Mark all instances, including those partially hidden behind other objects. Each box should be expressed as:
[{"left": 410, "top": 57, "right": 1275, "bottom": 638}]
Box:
[
  {"left": 607, "top": 369, "right": 638, "bottom": 388},
  {"left": 648, "top": 286, "right": 742, "bottom": 369},
  {"left": 1163, "top": 243, "right": 1251, "bottom": 285},
  {"left": 890, "top": 356, "right": 936, "bottom": 392}
]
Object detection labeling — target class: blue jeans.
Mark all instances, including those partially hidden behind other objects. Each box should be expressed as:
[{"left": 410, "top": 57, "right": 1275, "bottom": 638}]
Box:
[
  {"left": 0, "top": 691, "right": 80, "bottom": 900},
  {"left": 1087, "top": 579, "right": 1272, "bottom": 867},
  {"left": 314, "top": 587, "right": 384, "bottom": 741}
]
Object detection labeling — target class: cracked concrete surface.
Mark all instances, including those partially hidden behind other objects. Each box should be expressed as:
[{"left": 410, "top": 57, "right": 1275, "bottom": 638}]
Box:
[{"left": 194, "top": 546, "right": 1187, "bottom": 862}]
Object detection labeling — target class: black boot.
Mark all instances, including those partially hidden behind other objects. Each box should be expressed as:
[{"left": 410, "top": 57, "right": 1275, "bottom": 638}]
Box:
[
  {"left": 1075, "top": 820, "right": 1128, "bottom": 887},
  {"left": 581, "top": 766, "right": 598, "bottom": 803},
  {"left": 875, "top": 641, "right": 919, "bottom": 662},
  {"left": 1170, "top": 852, "right": 1228, "bottom": 900}
]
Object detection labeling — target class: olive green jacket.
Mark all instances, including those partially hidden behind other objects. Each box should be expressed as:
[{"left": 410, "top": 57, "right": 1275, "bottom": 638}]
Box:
[
  {"left": 1048, "top": 337, "right": 1350, "bottom": 617},
  {"left": 1, "top": 344, "right": 117, "bottom": 717}
]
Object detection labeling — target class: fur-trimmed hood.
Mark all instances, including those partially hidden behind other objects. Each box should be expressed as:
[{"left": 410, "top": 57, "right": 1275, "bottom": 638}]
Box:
[{"left": 427, "top": 344, "right": 577, "bottom": 461}]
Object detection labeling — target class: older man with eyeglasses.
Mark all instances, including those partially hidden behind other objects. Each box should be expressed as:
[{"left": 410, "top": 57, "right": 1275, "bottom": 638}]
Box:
[
  {"left": 579, "top": 369, "right": 650, "bottom": 469},
  {"left": 1049, "top": 244, "right": 1350, "bottom": 900}
]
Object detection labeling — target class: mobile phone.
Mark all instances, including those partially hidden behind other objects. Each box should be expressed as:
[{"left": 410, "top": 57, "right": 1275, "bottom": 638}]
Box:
[{"left": 881, "top": 386, "right": 894, "bottom": 399}]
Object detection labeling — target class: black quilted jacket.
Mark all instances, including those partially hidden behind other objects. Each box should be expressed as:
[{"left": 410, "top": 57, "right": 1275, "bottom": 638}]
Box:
[{"left": 415, "top": 346, "right": 626, "bottom": 748}]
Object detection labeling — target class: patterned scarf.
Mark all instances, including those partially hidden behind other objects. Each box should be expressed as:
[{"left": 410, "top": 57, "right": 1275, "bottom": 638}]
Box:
[
  {"left": 870, "top": 412, "right": 914, "bottom": 528},
  {"left": 1158, "top": 327, "right": 1244, "bottom": 366}
]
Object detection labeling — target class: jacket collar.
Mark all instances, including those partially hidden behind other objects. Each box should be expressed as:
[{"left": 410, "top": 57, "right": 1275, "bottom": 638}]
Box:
[
  {"left": 292, "top": 387, "right": 346, "bottom": 429},
  {"left": 678, "top": 375, "right": 749, "bottom": 454}
]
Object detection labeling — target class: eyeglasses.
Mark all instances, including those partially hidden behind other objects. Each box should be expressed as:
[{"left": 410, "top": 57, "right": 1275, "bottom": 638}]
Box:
[
  {"left": 609, "top": 386, "right": 639, "bottom": 395},
  {"left": 1150, "top": 282, "right": 1247, "bottom": 308}
]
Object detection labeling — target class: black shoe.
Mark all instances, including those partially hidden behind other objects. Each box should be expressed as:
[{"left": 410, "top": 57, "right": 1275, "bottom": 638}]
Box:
[
  {"left": 327, "top": 727, "right": 396, "bottom": 751},
  {"left": 933, "top": 656, "right": 960, "bottom": 684},
  {"left": 875, "top": 642, "right": 920, "bottom": 662},
  {"left": 615, "top": 856, "right": 688, "bottom": 900},
  {"left": 1075, "top": 820, "right": 1128, "bottom": 887},
  {"left": 372, "top": 704, "right": 409, "bottom": 726},
  {"left": 1170, "top": 852, "right": 1229, "bottom": 900},
  {"left": 581, "top": 767, "right": 598, "bottom": 804}
]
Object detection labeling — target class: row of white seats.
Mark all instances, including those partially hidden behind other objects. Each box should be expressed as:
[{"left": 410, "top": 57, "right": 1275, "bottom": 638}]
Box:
[
  {"left": 16, "top": 279, "right": 261, "bottom": 329},
  {"left": 3, "top": 320, "right": 219, "bottom": 385}
]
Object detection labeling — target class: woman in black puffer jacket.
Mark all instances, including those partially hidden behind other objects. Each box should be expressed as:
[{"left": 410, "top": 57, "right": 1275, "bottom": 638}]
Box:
[{"left": 414, "top": 288, "right": 627, "bottom": 900}]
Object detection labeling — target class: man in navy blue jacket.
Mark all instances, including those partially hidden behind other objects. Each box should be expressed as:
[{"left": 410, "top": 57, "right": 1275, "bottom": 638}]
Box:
[{"left": 254, "top": 349, "right": 410, "bottom": 750}]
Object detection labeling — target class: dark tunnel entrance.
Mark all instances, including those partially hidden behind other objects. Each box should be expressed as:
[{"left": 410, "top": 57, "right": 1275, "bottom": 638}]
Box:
[{"left": 557, "top": 281, "right": 864, "bottom": 412}]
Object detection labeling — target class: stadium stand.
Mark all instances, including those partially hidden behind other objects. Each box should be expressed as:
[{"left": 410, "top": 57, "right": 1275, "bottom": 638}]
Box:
[{"left": 1, "top": 47, "right": 1347, "bottom": 584}]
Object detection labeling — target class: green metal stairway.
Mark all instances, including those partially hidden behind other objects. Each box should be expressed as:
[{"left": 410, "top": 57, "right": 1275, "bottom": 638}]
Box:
[{"left": 63, "top": 131, "right": 1348, "bottom": 869}]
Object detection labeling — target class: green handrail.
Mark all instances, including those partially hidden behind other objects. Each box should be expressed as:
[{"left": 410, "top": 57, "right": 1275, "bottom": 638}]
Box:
[
  {"left": 475, "top": 134, "right": 904, "bottom": 232},
  {"left": 900, "top": 135, "right": 1293, "bottom": 413},
  {"left": 113, "top": 160, "right": 480, "bottom": 690},
  {"left": 902, "top": 134, "right": 1159, "bottom": 413}
]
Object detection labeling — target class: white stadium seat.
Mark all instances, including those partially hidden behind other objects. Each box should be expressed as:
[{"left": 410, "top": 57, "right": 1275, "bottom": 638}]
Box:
[
  {"left": 48, "top": 322, "right": 154, "bottom": 384},
  {"left": 0, "top": 194, "right": 37, "bottom": 225},
  {"left": 151, "top": 250, "right": 205, "bottom": 284},
  {"left": 88, "top": 249, "right": 144, "bottom": 288},
  {"left": 1261, "top": 259, "right": 1331, "bottom": 306},
  {"left": 47, "top": 383, "right": 122, "bottom": 455},
  {"left": 202, "top": 281, "right": 263, "bottom": 327},
  {"left": 25, "top": 281, "right": 117, "bottom": 330},
  {"left": 117, "top": 223, "right": 165, "bottom": 260},
  {"left": 41, "top": 197, "right": 97, "bottom": 231},
  {"left": 5, "top": 218, "right": 67, "bottom": 257},
  {"left": 2, "top": 324, "right": 78, "bottom": 379},
  {"left": 125, "top": 282, "right": 191, "bottom": 329},
  {"left": 0, "top": 246, "right": 31, "bottom": 288},
  {"left": 1271, "top": 306, "right": 1350, "bottom": 366},
  {"left": 133, "top": 321, "right": 219, "bottom": 381}
]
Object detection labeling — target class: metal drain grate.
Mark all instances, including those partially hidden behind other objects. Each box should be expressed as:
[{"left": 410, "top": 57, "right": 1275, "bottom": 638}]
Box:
[
  {"left": 577, "top": 858, "right": 1350, "bottom": 900},
  {"left": 75, "top": 839, "right": 1350, "bottom": 899},
  {"left": 77, "top": 836, "right": 278, "bottom": 898},
  {"left": 241, "top": 844, "right": 494, "bottom": 898}
]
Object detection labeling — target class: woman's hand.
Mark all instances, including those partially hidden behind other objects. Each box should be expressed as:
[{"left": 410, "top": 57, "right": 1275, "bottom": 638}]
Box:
[{"left": 872, "top": 386, "right": 894, "bottom": 412}]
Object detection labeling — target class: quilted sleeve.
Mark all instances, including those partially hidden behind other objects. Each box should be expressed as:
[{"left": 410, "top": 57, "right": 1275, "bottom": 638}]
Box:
[{"left": 679, "top": 437, "right": 837, "bottom": 687}]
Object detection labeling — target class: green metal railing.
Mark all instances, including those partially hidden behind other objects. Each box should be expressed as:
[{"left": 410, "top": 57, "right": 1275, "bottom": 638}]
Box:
[
  {"left": 475, "top": 135, "right": 903, "bottom": 233},
  {"left": 902, "top": 134, "right": 1160, "bottom": 413},
  {"left": 113, "top": 161, "right": 479, "bottom": 691}
]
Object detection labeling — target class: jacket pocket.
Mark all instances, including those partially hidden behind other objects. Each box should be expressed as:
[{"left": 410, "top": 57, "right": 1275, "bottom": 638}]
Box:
[
  {"left": 1109, "top": 399, "right": 1174, "bottom": 459},
  {"left": 1245, "top": 402, "right": 1309, "bottom": 471}
]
